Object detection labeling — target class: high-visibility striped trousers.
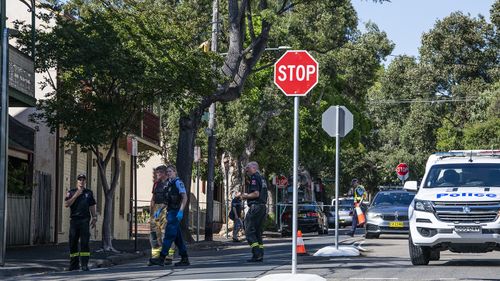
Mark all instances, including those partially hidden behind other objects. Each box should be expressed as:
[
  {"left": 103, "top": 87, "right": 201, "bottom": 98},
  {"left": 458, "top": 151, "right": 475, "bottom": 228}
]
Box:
[{"left": 69, "top": 218, "right": 91, "bottom": 269}]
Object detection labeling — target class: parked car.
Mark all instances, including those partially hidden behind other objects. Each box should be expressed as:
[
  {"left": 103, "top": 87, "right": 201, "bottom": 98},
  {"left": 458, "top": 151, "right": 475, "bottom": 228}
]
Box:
[
  {"left": 280, "top": 202, "right": 328, "bottom": 236},
  {"left": 365, "top": 189, "right": 415, "bottom": 239},
  {"left": 326, "top": 198, "right": 354, "bottom": 228}
]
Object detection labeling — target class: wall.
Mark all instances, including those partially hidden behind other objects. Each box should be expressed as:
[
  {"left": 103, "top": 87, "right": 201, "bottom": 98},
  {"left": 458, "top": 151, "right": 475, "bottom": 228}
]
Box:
[
  {"left": 57, "top": 144, "right": 132, "bottom": 243},
  {"left": 7, "top": 0, "right": 58, "bottom": 244}
]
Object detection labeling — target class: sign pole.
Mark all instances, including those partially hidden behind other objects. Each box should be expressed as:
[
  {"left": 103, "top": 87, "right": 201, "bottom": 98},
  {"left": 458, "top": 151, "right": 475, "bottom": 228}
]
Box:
[
  {"left": 196, "top": 161, "right": 200, "bottom": 242},
  {"left": 291, "top": 96, "right": 299, "bottom": 274},
  {"left": 132, "top": 138, "right": 138, "bottom": 252},
  {"left": 0, "top": 27, "right": 8, "bottom": 267},
  {"left": 334, "top": 106, "right": 340, "bottom": 250}
]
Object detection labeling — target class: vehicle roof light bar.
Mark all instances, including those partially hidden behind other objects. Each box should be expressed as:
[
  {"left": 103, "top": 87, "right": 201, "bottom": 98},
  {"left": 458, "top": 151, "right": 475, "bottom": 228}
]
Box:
[{"left": 433, "top": 150, "right": 500, "bottom": 159}]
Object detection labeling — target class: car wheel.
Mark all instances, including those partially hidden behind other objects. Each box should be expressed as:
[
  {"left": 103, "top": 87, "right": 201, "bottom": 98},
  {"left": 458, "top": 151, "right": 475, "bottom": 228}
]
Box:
[
  {"left": 365, "top": 233, "right": 379, "bottom": 239},
  {"left": 429, "top": 249, "right": 440, "bottom": 261},
  {"left": 409, "top": 234, "right": 430, "bottom": 265}
]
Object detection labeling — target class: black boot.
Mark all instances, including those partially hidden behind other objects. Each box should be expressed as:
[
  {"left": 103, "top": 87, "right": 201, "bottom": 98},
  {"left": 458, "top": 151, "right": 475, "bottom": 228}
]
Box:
[
  {"left": 247, "top": 247, "right": 262, "bottom": 262},
  {"left": 68, "top": 256, "right": 80, "bottom": 271},
  {"left": 257, "top": 247, "right": 264, "bottom": 261},
  {"left": 81, "top": 256, "right": 90, "bottom": 271},
  {"left": 174, "top": 256, "right": 190, "bottom": 266},
  {"left": 149, "top": 254, "right": 166, "bottom": 266}
]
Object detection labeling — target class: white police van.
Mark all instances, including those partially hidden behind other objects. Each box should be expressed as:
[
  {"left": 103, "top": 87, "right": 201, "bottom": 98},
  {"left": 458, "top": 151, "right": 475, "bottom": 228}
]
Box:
[{"left": 404, "top": 150, "right": 500, "bottom": 265}]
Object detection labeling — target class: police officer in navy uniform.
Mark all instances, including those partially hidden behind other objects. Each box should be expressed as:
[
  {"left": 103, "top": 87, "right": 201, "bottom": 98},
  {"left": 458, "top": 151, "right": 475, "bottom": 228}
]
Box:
[
  {"left": 148, "top": 165, "right": 176, "bottom": 265},
  {"left": 150, "top": 164, "right": 190, "bottom": 266},
  {"left": 64, "top": 173, "right": 97, "bottom": 271},
  {"left": 237, "top": 161, "right": 267, "bottom": 262}
]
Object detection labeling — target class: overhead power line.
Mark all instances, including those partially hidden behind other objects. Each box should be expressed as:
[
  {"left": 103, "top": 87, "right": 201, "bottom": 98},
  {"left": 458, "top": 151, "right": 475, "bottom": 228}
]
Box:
[{"left": 366, "top": 98, "right": 480, "bottom": 105}]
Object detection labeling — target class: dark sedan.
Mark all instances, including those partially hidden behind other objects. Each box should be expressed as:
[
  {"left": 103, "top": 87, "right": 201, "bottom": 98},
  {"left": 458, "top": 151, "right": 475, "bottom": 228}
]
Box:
[
  {"left": 365, "top": 189, "right": 415, "bottom": 239},
  {"left": 280, "top": 202, "right": 328, "bottom": 236}
]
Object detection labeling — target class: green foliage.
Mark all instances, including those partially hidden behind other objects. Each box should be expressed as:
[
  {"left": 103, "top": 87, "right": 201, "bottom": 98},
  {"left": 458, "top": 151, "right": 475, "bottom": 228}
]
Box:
[
  {"left": 368, "top": 3, "right": 499, "bottom": 186},
  {"left": 263, "top": 213, "right": 277, "bottom": 231},
  {"left": 463, "top": 119, "right": 500, "bottom": 149}
]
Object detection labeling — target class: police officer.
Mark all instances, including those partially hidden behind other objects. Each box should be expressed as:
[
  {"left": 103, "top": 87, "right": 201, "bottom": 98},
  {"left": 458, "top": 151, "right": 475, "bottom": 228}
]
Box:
[
  {"left": 349, "top": 178, "right": 367, "bottom": 237},
  {"left": 64, "top": 173, "right": 97, "bottom": 271},
  {"left": 150, "top": 165, "right": 190, "bottom": 266},
  {"left": 148, "top": 166, "right": 176, "bottom": 265},
  {"left": 237, "top": 161, "right": 267, "bottom": 262}
]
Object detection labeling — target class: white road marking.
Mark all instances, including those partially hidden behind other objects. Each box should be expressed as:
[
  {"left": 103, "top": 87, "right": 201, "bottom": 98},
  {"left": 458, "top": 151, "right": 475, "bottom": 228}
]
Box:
[
  {"left": 172, "top": 278, "right": 257, "bottom": 281},
  {"left": 349, "top": 277, "right": 399, "bottom": 280}
]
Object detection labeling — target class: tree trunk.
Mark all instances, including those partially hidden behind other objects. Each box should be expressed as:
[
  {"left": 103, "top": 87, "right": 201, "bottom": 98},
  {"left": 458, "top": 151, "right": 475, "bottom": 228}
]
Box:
[
  {"left": 102, "top": 191, "right": 115, "bottom": 251},
  {"left": 176, "top": 112, "right": 200, "bottom": 243},
  {"left": 95, "top": 139, "right": 121, "bottom": 252}
]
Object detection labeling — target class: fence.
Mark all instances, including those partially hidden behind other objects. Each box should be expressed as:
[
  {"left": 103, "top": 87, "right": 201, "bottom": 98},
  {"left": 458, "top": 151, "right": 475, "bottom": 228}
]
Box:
[
  {"left": 7, "top": 194, "right": 31, "bottom": 245},
  {"left": 188, "top": 201, "right": 222, "bottom": 232}
]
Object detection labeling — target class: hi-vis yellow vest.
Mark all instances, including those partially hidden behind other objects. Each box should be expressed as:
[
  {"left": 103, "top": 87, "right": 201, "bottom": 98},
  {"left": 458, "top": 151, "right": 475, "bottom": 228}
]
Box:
[{"left": 354, "top": 185, "right": 366, "bottom": 202}]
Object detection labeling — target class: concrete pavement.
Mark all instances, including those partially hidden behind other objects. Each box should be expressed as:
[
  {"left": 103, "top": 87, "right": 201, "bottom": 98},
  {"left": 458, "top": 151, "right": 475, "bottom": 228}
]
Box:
[
  {"left": 0, "top": 234, "right": 250, "bottom": 279},
  {"left": 13, "top": 229, "right": 500, "bottom": 281}
]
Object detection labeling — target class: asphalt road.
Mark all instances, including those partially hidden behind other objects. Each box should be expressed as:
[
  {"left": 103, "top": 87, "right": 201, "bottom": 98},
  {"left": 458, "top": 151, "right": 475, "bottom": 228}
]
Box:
[{"left": 15, "top": 228, "right": 500, "bottom": 281}]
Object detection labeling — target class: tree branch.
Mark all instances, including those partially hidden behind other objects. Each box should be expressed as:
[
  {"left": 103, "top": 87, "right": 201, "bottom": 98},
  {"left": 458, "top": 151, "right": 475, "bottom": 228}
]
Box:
[{"left": 246, "top": 1, "right": 256, "bottom": 41}]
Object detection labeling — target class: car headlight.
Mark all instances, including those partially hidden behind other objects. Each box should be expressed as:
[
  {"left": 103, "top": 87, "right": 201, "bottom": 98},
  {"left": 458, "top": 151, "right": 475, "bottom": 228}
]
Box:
[
  {"left": 367, "top": 212, "right": 382, "bottom": 219},
  {"left": 414, "top": 199, "right": 434, "bottom": 212}
]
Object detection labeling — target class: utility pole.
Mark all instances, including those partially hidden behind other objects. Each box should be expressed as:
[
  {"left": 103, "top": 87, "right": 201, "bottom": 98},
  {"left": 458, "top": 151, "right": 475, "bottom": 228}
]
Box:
[
  {"left": 0, "top": 0, "right": 8, "bottom": 266},
  {"left": 204, "top": 0, "right": 218, "bottom": 242}
]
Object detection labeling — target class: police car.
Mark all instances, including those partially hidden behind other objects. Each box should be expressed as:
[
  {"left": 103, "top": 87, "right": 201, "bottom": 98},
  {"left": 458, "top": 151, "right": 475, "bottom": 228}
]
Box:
[{"left": 405, "top": 150, "right": 500, "bottom": 265}]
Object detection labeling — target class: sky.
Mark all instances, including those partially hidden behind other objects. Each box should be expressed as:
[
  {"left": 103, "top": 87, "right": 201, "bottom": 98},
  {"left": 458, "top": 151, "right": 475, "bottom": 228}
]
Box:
[{"left": 352, "top": 0, "right": 496, "bottom": 64}]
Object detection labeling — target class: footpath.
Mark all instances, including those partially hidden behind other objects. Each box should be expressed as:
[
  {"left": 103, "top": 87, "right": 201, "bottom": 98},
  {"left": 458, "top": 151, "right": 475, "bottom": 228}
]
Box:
[{"left": 0, "top": 234, "right": 245, "bottom": 279}]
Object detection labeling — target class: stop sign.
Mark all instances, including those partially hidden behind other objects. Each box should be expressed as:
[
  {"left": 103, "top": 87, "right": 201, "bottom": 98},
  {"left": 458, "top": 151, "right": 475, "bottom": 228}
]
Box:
[
  {"left": 274, "top": 50, "right": 319, "bottom": 96},
  {"left": 396, "top": 163, "right": 409, "bottom": 181}
]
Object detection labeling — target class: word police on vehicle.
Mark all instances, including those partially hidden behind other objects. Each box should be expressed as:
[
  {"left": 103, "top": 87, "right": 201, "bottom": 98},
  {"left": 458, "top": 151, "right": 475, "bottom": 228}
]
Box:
[{"left": 436, "top": 192, "right": 498, "bottom": 199}]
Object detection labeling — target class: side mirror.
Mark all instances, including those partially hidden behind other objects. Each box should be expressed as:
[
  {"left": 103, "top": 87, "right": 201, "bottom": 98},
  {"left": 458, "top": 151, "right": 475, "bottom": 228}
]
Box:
[{"left": 404, "top": 181, "right": 418, "bottom": 192}]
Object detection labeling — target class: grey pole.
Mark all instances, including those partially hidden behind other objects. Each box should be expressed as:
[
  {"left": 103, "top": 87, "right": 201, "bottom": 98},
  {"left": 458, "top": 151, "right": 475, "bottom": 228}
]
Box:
[
  {"left": 291, "top": 96, "right": 299, "bottom": 274},
  {"left": 334, "top": 106, "right": 340, "bottom": 249},
  {"left": 196, "top": 160, "right": 200, "bottom": 242},
  {"left": 205, "top": 0, "right": 219, "bottom": 241},
  {"left": 134, "top": 154, "right": 138, "bottom": 252},
  {"left": 275, "top": 184, "right": 278, "bottom": 226},
  {"left": 0, "top": 27, "right": 9, "bottom": 267},
  {"left": 225, "top": 166, "right": 229, "bottom": 239}
]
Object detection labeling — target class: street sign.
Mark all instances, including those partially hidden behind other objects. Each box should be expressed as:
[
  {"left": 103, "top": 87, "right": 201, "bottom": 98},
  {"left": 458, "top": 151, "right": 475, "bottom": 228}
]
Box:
[
  {"left": 274, "top": 50, "right": 319, "bottom": 96},
  {"left": 277, "top": 175, "right": 288, "bottom": 187},
  {"left": 321, "top": 106, "right": 353, "bottom": 137},
  {"left": 194, "top": 146, "right": 201, "bottom": 162},
  {"left": 396, "top": 163, "right": 409, "bottom": 181},
  {"left": 321, "top": 105, "right": 354, "bottom": 250}
]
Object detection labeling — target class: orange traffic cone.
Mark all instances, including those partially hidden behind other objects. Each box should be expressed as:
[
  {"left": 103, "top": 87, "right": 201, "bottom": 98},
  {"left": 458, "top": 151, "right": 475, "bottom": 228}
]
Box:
[
  {"left": 296, "top": 230, "right": 307, "bottom": 255},
  {"left": 355, "top": 202, "right": 366, "bottom": 226}
]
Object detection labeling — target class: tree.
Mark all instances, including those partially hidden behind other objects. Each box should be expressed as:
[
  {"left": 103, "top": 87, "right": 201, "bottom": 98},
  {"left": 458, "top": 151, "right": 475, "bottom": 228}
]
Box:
[{"left": 17, "top": 0, "right": 213, "bottom": 250}]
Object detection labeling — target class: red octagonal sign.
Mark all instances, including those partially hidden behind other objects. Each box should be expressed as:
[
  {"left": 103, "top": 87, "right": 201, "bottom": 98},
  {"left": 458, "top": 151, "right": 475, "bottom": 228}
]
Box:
[
  {"left": 274, "top": 50, "right": 319, "bottom": 96},
  {"left": 396, "top": 163, "right": 409, "bottom": 177}
]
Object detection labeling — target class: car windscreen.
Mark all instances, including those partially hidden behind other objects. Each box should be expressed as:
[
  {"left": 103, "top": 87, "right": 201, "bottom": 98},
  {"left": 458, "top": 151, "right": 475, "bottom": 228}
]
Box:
[
  {"left": 284, "top": 204, "right": 318, "bottom": 212},
  {"left": 423, "top": 163, "right": 500, "bottom": 188},
  {"left": 372, "top": 192, "right": 415, "bottom": 206}
]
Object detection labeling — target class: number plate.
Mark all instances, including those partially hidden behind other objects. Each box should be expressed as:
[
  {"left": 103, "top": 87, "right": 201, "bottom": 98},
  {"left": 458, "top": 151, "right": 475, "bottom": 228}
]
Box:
[
  {"left": 389, "top": 221, "right": 404, "bottom": 228},
  {"left": 455, "top": 226, "right": 481, "bottom": 233}
]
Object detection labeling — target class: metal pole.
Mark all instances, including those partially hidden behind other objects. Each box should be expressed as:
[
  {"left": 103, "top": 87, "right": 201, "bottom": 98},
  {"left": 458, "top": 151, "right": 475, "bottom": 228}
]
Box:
[
  {"left": 291, "top": 96, "right": 299, "bottom": 274},
  {"left": 133, "top": 155, "right": 138, "bottom": 252},
  {"left": 225, "top": 167, "right": 229, "bottom": 239},
  {"left": 30, "top": 0, "right": 35, "bottom": 60},
  {"left": 205, "top": 0, "right": 219, "bottom": 241},
  {"left": 334, "top": 106, "right": 340, "bottom": 249},
  {"left": 275, "top": 185, "right": 278, "bottom": 226},
  {"left": 196, "top": 161, "right": 200, "bottom": 242},
  {"left": 0, "top": 27, "right": 9, "bottom": 267}
]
